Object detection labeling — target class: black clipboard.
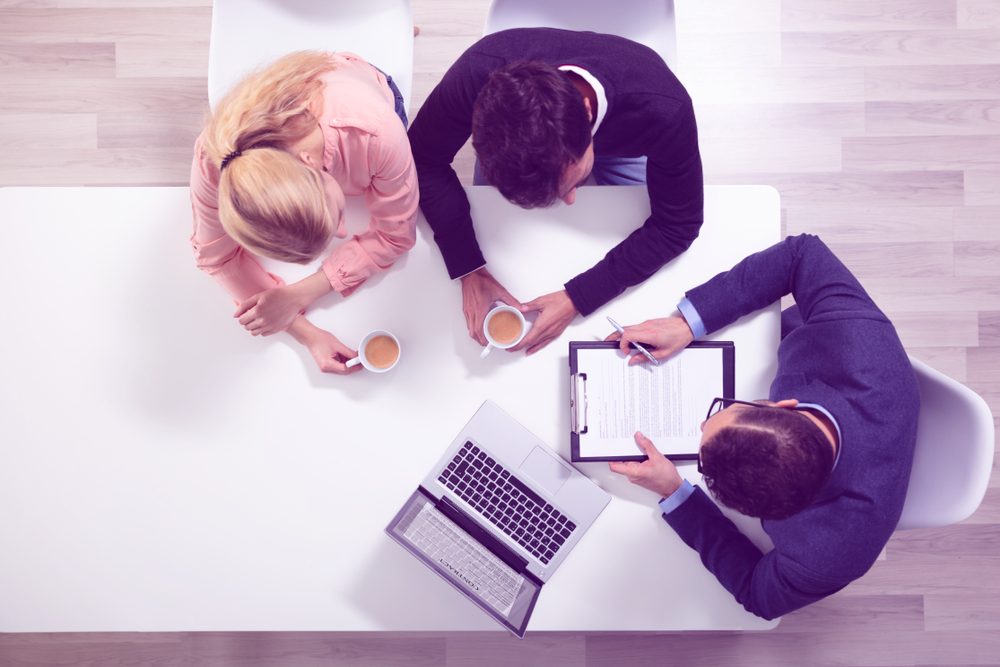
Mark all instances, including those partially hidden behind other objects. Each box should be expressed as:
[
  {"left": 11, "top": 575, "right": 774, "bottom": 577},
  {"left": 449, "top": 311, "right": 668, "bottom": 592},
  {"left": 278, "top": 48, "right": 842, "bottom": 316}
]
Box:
[{"left": 569, "top": 340, "right": 736, "bottom": 462}]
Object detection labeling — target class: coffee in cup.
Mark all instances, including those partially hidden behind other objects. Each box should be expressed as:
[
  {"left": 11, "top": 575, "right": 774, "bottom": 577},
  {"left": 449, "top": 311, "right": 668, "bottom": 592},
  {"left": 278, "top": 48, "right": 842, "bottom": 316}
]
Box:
[
  {"left": 481, "top": 304, "right": 529, "bottom": 358},
  {"left": 487, "top": 309, "right": 523, "bottom": 345},
  {"left": 346, "top": 330, "right": 401, "bottom": 372}
]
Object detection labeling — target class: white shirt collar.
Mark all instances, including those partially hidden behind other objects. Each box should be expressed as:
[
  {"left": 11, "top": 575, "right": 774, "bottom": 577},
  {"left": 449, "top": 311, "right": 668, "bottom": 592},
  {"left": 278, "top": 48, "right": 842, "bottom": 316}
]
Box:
[
  {"left": 797, "top": 402, "right": 843, "bottom": 471},
  {"left": 557, "top": 65, "right": 607, "bottom": 136}
]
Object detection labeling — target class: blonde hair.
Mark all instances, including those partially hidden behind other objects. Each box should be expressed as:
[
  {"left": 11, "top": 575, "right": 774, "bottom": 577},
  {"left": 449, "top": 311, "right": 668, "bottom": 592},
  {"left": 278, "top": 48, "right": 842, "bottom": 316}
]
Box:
[{"left": 204, "top": 51, "right": 339, "bottom": 263}]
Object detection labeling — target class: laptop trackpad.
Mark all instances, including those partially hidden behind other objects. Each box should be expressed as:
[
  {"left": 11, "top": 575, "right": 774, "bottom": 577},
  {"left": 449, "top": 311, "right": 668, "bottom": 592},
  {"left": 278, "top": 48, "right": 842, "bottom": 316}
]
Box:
[{"left": 519, "top": 447, "right": 570, "bottom": 497}]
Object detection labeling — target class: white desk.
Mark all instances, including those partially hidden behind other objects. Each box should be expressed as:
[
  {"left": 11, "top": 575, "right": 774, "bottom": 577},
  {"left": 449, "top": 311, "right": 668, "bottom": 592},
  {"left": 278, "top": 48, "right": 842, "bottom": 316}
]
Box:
[{"left": 0, "top": 185, "right": 780, "bottom": 632}]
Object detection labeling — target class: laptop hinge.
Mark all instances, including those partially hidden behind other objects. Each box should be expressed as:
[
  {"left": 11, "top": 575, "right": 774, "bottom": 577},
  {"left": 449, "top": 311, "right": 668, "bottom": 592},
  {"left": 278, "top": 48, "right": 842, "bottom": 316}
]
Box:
[{"left": 435, "top": 495, "right": 529, "bottom": 574}]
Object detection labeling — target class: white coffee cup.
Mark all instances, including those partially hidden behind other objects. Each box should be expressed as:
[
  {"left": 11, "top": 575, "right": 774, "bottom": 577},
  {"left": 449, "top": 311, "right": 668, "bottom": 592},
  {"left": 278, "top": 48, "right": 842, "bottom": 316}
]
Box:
[
  {"left": 346, "top": 330, "right": 401, "bottom": 372},
  {"left": 480, "top": 304, "right": 530, "bottom": 358}
]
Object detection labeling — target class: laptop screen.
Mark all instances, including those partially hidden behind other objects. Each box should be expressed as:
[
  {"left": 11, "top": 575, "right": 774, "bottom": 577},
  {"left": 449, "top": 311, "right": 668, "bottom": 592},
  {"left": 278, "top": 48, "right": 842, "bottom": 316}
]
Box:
[{"left": 386, "top": 489, "right": 541, "bottom": 638}]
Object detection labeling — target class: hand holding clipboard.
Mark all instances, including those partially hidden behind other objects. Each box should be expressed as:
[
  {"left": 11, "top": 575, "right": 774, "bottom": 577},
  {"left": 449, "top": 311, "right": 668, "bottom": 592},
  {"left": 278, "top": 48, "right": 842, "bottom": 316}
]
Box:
[
  {"left": 569, "top": 336, "right": 735, "bottom": 462},
  {"left": 603, "top": 315, "right": 696, "bottom": 366}
]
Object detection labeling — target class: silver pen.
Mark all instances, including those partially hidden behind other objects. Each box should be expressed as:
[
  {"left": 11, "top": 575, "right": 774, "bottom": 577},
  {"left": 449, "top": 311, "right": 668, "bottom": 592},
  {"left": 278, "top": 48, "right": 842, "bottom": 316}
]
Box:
[{"left": 607, "top": 316, "right": 660, "bottom": 366}]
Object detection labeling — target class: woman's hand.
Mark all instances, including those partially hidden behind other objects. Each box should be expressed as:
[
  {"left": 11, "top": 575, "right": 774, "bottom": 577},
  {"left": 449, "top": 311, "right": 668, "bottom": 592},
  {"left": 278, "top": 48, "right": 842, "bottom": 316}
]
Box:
[
  {"left": 235, "top": 271, "right": 333, "bottom": 336},
  {"left": 288, "top": 318, "right": 361, "bottom": 375}
]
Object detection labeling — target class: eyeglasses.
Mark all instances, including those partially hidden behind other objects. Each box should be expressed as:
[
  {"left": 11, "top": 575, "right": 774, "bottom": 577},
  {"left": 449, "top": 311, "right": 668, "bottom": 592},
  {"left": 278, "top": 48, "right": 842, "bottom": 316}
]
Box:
[{"left": 698, "top": 397, "right": 814, "bottom": 475}]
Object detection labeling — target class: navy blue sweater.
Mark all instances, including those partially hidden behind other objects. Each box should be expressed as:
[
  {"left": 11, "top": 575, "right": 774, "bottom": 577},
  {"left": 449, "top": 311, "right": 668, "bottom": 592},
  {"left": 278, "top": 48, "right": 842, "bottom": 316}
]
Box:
[
  {"left": 666, "top": 235, "right": 920, "bottom": 619},
  {"left": 408, "top": 28, "right": 704, "bottom": 316}
]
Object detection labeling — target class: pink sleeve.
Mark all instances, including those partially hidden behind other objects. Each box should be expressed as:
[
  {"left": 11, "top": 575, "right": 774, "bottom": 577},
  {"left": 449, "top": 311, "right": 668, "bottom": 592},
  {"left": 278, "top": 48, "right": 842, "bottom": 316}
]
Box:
[
  {"left": 189, "top": 134, "right": 283, "bottom": 303},
  {"left": 320, "top": 121, "right": 418, "bottom": 295}
]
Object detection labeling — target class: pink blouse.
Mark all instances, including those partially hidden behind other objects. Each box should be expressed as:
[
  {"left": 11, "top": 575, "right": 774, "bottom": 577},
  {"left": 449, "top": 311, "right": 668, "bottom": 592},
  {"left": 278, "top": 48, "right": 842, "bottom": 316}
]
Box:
[{"left": 189, "top": 53, "right": 418, "bottom": 303}]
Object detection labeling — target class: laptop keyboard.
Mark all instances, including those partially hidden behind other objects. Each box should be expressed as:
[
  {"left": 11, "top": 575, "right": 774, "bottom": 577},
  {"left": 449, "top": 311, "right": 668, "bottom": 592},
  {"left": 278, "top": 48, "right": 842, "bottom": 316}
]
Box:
[
  {"left": 437, "top": 441, "right": 577, "bottom": 565},
  {"left": 403, "top": 503, "right": 523, "bottom": 617}
]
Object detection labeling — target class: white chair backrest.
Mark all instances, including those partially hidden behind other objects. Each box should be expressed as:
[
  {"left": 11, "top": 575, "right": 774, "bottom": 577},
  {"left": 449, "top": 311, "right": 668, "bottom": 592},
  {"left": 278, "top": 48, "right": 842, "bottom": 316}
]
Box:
[
  {"left": 208, "top": 0, "right": 414, "bottom": 112},
  {"left": 896, "top": 356, "right": 995, "bottom": 530},
  {"left": 484, "top": 0, "right": 676, "bottom": 69}
]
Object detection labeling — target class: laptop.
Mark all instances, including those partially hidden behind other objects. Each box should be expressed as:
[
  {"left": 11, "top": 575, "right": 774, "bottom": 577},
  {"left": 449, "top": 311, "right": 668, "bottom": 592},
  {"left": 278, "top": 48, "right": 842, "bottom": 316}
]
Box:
[{"left": 385, "top": 400, "right": 612, "bottom": 638}]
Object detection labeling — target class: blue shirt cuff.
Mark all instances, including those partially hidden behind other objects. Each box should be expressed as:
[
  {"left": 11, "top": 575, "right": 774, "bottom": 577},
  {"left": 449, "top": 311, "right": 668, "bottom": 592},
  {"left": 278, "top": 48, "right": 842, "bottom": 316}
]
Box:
[
  {"left": 677, "top": 298, "right": 706, "bottom": 339},
  {"left": 658, "top": 479, "right": 696, "bottom": 515}
]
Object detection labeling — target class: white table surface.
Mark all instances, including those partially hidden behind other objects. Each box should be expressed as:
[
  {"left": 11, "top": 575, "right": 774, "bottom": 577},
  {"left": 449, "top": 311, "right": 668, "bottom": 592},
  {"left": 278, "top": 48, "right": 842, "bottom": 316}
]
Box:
[{"left": 0, "top": 184, "right": 780, "bottom": 632}]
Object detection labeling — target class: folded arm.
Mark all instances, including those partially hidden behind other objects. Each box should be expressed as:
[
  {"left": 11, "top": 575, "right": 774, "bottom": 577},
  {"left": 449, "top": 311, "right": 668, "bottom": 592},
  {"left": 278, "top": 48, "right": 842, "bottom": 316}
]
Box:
[
  {"left": 408, "top": 52, "right": 497, "bottom": 278},
  {"left": 189, "top": 138, "right": 284, "bottom": 302},
  {"left": 664, "top": 487, "right": 848, "bottom": 619},
  {"left": 685, "top": 234, "right": 888, "bottom": 335},
  {"left": 321, "top": 125, "right": 419, "bottom": 295},
  {"left": 564, "top": 101, "right": 704, "bottom": 316}
]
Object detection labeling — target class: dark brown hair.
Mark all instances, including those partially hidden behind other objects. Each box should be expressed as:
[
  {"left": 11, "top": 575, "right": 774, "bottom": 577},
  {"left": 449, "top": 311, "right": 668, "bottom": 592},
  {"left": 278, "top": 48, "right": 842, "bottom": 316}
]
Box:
[
  {"left": 700, "top": 407, "right": 834, "bottom": 520},
  {"left": 471, "top": 61, "right": 591, "bottom": 208}
]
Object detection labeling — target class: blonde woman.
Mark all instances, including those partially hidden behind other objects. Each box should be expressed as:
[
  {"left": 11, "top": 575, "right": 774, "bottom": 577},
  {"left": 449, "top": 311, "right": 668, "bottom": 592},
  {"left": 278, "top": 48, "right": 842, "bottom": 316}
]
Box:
[{"left": 190, "top": 51, "right": 417, "bottom": 374}]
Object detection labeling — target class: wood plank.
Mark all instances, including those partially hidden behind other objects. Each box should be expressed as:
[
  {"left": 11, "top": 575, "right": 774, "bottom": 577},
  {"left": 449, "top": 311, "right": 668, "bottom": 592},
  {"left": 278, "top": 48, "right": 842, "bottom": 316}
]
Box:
[
  {"left": 865, "top": 64, "right": 1000, "bottom": 101},
  {"left": 677, "top": 32, "right": 781, "bottom": 68},
  {"left": 445, "top": 633, "right": 585, "bottom": 666},
  {"left": 115, "top": 40, "right": 208, "bottom": 78},
  {"left": 97, "top": 111, "right": 203, "bottom": 149},
  {"left": 784, "top": 29, "right": 1000, "bottom": 67},
  {"left": 0, "top": 147, "right": 193, "bottom": 185},
  {"left": 771, "top": 595, "right": 924, "bottom": 633},
  {"left": 890, "top": 311, "right": 979, "bottom": 348},
  {"left": 0, "top": 112, "right": 98, "bottom": 150},
  {"left": 410, "top": 0, "right": 487, "bottom": 37},
  {"left": 867, "top": 277, "right": 1000, "bottom": 312},
  {"left": 981, "top": 311, "right": 1000, "bottom": 346},
  {"left": 1, "top": 77, "right": 207, "bottom": 113},
  {"left": 958, "top": 0, "right": 1000, "bottom": 29},
  {"left": 954, "top": 207, "right": 1000, "bottom": 242},
  {"left": 2, "top": 0, "right": 211, "bottom": 6},
  {"left": 887, "top": 524, "right": 1000, "bottom": 559},
  {"left": 782, "top": 0, "right": 958, "bottom": 31},
  {"left": 785, "top": 205, "right": 953, "bottom": 243},
  {"left": 846, "top": 555, "right": 1000, "bottom": 595},
  {"left": 904, "top": 347, "right": 967, "bottom": 380},
  {"left": 185, "top": 633, "right": 446, "bottom": 667},
  {"left": 824, "top": 240, "right": 954, "bottom": 279},
  {"left": 865, "top": 100, "right": 1000, "bottom": 136},
  {"left": 707, "top": 171, "right": 964, "bottom": 206},
  {"left": 0, "top": 41, "right": 115, "bottom": 80},
  {"left": 585, "top": 630, "right": 1000, "bottom": 667},
  {"left": 0, "top": 632, "right": 188, "bottom": 666},
  {"left": 968, "top": 346, "right": 1000, "bottom": 383},
  {"left": 696, "top": 102, "right": 866, "bottom": 138},
  {"left": 701, "top": 135, "right": 843, "bottom": 174},
  {"left": 676, "top": 0, "right": 781, "bottom": 34},
  {"left": 682, "top": 66, "right": 866, "bottom": 104},
  {"left": 925, "top": 593, "right": 1000, "bottom": 631},
  {"left": 0, "top": 7, "right": 211, "bottom": 44},
  {"left": 843, "top": 135, "right": 1000, "bottom": 171},
  {"left": 965, "top": 170, "right": 1000, "bottom": 205},
  {"left": 956, "top": 241, "right": 1000, "bottom": 276}
]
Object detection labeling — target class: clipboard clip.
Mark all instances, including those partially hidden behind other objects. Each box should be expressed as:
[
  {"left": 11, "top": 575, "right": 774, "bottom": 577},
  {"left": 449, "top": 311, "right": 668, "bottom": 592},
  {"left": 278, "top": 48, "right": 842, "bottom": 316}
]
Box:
[{"left": 570, "top": 372, "right": 588, "bottom": 435}]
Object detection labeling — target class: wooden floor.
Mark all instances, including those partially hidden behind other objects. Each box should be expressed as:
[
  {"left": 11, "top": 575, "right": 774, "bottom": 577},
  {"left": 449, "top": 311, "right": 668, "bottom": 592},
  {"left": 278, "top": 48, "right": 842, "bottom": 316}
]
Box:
[{"left": 2, "top": 0, "right": 999, "bottom": 665}]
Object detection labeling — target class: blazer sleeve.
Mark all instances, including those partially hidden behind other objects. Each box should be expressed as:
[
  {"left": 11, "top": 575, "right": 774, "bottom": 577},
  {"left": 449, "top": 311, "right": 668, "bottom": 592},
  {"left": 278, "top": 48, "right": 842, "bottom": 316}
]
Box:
[
  {"left": 408, "top": 51, "right": 496, "bottom": 279},
  {"left": 685, "top": 234, "right": 888, "bottom": 335},
  {"left": 564, "top": 99, "right": 704, "bottom": 316},
  {"left": 664, "top": 487, "right": 849, "bottom": 619}
]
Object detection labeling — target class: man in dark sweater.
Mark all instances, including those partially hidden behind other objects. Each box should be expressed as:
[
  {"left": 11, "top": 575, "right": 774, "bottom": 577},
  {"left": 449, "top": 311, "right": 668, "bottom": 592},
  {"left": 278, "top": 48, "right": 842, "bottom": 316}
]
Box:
[
  {"left": 606, "top": 234, "right": 919, "bottom": 619},
  {"left": 408, "top": 28, "right": 703, "bottom": 353}
]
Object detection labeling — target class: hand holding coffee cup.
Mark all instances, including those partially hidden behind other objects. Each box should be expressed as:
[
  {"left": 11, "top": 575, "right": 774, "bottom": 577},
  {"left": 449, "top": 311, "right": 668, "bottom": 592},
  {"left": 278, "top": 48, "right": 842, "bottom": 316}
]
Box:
[
  {"left": 346, "top": 330, "right": 401, "bottom": 372},
  {"left": 480, "top": 304, "right": 530, "bottom": 358}
]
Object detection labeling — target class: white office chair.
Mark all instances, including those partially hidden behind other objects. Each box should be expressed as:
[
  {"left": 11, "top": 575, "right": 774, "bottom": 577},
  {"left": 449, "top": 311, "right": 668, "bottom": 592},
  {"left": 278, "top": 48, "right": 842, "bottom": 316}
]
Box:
[
  {"left": 483, "top": 0, "right": 677, "bottom": 69},
  {"left": 896, "top": 356, "right": 995, "bottom": 530},
  {"left": 208, "top": 0, "right": 414, "bottom": 113}
]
